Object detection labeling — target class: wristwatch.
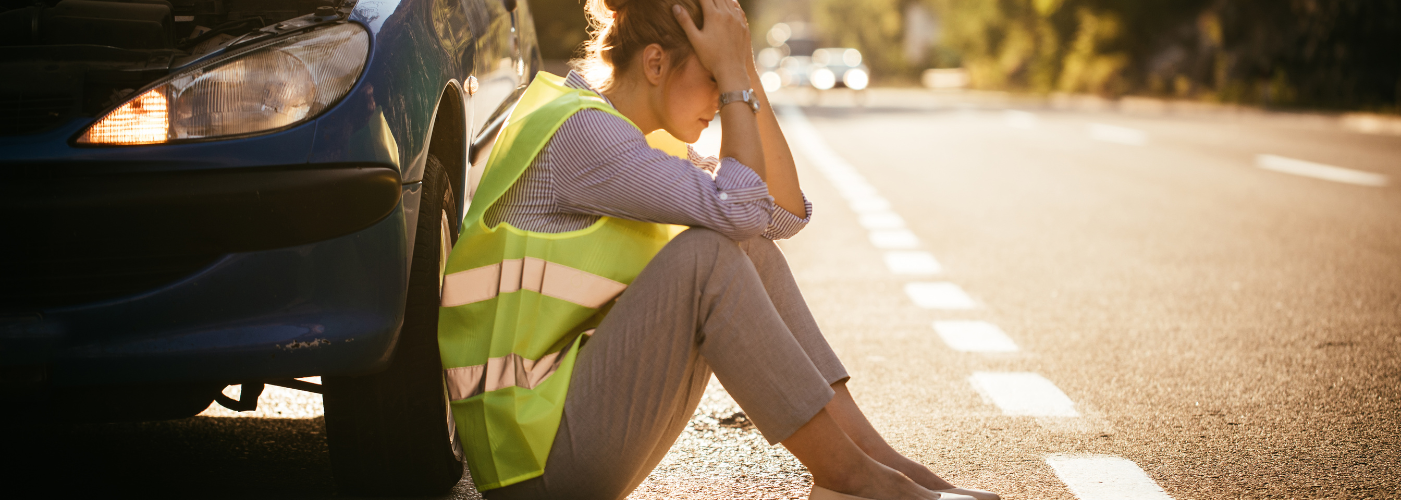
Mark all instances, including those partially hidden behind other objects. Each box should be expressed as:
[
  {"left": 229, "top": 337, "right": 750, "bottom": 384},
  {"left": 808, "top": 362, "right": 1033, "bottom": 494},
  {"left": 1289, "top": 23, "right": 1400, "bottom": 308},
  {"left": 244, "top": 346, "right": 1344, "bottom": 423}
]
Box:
[{"left": 719, "top": 89, "right": 761, "bottom": 113}]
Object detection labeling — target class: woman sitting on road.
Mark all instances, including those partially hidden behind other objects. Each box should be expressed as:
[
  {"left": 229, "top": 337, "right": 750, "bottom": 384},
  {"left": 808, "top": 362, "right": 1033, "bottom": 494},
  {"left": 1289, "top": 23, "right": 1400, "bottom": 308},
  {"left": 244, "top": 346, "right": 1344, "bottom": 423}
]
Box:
[{"left": 437, "top": 1, "right": 1000, "bottom": 499}]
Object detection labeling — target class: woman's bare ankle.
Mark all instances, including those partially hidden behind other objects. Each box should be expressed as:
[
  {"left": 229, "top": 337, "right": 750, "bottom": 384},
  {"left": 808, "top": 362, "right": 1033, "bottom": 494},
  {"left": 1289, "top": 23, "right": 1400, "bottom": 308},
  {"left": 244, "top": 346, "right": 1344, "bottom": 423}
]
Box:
[
  {"left": 884, "top": 454, "right": 955, "bottom": 491},
  {"left": 781, "top": 409, "right": 938, "bottom": 499},
  {"left": 814, "top": 459, "right": 939, "bottom": 500},
  {"left": 810, "top": 454, "right": 871, "bottom": 491}
]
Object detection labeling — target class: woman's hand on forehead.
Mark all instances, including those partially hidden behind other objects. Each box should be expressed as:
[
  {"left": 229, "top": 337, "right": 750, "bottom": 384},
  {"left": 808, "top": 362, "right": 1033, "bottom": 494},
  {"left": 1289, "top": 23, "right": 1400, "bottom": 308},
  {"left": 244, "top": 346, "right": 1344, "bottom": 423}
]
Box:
[{"left": 673, "top": 0, "right": 753, "bottom": 91}]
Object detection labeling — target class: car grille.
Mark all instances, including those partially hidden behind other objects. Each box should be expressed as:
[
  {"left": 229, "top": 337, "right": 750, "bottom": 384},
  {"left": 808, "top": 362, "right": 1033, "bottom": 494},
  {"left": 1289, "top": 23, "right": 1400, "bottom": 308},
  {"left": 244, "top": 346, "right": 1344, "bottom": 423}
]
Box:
[
  {"left": 0, "top": 93, "right": 78, "bottom": 136},
  {"left": 2, "top": 242, "right": 223, "bottom": 311}
]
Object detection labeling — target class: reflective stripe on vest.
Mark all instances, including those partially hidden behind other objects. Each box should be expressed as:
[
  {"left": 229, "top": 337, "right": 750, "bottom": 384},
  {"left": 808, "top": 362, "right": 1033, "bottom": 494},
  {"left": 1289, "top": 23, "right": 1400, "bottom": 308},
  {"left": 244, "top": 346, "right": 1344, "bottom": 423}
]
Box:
[
  {"left": 444, "top": 329, "right": 595, "bottom": 401},
  {"left": 441, "top": 257, "right": 627, "bottom": 309}
]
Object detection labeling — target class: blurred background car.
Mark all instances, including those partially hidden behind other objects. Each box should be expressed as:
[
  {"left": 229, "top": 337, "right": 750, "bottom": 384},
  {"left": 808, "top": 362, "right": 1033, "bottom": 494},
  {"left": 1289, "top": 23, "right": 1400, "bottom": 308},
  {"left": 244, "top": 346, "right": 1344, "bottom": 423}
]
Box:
[
  {"left": 756, "top": 22, "right": 871, "bottom": 104},
  {"left": 809, "top": 47, "right": 869, "bottom": 92},
  {"left": 0, "top": 0, "right": 540, "bottom": 496},
  {"left": 758, "top": 21, "right": 819, "bottom": 92}
]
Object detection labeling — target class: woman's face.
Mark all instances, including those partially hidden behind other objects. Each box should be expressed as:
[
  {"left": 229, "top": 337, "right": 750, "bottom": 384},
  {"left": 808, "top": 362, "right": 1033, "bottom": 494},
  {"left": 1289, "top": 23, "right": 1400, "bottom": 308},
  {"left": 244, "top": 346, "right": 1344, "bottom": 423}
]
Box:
[{"left": 656, "top": 54, "right": 719, "bottom": 144}]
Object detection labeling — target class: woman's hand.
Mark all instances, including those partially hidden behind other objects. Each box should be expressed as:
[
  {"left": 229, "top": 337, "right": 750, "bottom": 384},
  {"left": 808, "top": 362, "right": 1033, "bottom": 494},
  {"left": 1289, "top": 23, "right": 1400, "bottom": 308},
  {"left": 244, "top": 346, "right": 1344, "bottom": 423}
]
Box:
[{"left": 673, "top": 0, "right": 752, "bottom": 91}]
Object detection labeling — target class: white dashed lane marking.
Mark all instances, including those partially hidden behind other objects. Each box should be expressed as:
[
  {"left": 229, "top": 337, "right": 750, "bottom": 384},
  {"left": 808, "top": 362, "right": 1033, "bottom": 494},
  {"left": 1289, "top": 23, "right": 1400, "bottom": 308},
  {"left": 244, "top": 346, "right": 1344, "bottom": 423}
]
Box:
[
  {"left": 858, "top": 212, "right": 907, "bottom": 230},
  {"left": 1045, "top": 454, "right": 1175, "bottom": 500},
  {"left": 883, "top": 251, "right": 942, "bottom": 275},
  {"left": 824, "top": 169, "right": 868, "bottom": 185},
  {"left": 933, "top": 320, "right": 1018, "bottom": 352},
  {"left": 968, "top": 372, "right": 1079, "bottom": 417},
  {"left": 780, "top": 106, "right": 929, "bottom": 254},
  {"left": 1256, "top": 154, "right": 1389, "bottom": 186},
  {"left": 835, "top": 182, "right": 879, "bottom": 199},
  {"left": 1088, "top": 123, "right": 1147, "bottom": 146},
  {"left": 868, "top": 229, "right": 921, "bottom": 249},
  {"left": 904, "top": 282, "right": 977, "bottom": 309},
  {"left": 781, "top": 105, "right": 1172, "bottom": 500},
  {"left": 847, "top": 195, "right": 892, "bottom": 213}
]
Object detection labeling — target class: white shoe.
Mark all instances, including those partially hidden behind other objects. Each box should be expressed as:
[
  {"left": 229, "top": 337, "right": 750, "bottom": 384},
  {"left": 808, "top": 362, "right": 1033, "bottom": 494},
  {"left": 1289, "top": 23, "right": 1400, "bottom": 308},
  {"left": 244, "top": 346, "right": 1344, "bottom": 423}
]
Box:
[
  {"left": 810, "top": 486, "right": 870, "bottom": 500},
  {"left": 811, "top": 485, "right": 980, "bottom": 500},
  {"left": 933, "top": 492, "right": 979, "bottom": 500},
  {"left": 932, "top": 487, "right": 1001, "bottom": 500}
]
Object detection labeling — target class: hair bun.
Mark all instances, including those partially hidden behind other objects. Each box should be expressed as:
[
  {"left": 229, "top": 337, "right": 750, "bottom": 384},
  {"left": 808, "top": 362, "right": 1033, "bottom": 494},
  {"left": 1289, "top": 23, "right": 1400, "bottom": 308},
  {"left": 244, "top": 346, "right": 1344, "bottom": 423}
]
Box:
[{"left": 603, "top": 0, "right": 631, "bottom": 12}]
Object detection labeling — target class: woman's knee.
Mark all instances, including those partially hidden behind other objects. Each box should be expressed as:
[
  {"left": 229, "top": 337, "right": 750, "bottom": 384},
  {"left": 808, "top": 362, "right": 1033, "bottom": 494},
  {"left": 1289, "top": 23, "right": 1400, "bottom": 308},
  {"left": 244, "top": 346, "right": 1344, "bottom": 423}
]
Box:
[
  {"left": 672, "top": 227, "right": 732, "bottom": 245},
  {"left": 738, "top": 235, "right": 781, "bottom": 258},
  {"left": 737, "top": 235, "right": 788, "bottom": 273},
  {"left": 661, "top": 227, "right": 744, "bottom": 262}
]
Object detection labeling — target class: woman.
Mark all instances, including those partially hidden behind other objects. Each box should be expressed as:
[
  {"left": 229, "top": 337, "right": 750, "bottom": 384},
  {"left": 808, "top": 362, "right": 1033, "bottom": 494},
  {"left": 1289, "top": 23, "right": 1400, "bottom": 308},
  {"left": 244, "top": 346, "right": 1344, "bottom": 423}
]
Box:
[{"left": 437, "top": 1, "right": 1001, "bottom": 499}]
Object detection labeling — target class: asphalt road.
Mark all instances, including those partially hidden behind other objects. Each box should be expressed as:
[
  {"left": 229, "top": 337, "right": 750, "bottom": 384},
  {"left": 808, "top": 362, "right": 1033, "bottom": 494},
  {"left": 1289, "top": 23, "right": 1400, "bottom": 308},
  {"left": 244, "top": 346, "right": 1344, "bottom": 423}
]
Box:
[
  {"left": 9, "top": 90, "right": 1398, "bottom": 499},
  {"left": 767, "top": 90, "right": 1401, "bottom": 499}
]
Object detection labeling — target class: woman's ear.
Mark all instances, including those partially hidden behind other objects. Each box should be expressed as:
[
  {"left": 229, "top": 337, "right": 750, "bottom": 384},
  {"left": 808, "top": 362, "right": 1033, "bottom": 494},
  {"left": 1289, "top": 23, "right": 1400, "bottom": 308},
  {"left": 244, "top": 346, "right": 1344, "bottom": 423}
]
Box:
[{"left": 640, "top": 43, "right": 668, "bottom": 86}]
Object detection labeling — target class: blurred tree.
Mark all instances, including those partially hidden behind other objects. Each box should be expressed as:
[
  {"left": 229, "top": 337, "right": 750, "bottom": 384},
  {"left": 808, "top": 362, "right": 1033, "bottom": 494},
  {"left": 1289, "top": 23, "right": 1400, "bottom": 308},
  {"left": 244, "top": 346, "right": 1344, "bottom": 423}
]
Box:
[
  {"left": 812, "top": 0, "right": 909, "bottom": 78},
  {"left": 810, "top": 0, "right": 1401, "bottom": 110},
  {"left": 921, "top": 0, "right": 1064, "bottom": 91}
]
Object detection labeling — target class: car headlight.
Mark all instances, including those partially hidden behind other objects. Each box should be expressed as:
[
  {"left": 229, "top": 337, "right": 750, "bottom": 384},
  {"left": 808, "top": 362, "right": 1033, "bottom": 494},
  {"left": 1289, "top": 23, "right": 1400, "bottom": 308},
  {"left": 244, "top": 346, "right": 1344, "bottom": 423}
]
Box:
[
  {"left": 843, "top": 68, "right": 869, "bottom": 90},
  {"left": 811, "top": 68, "right": 836, "bottom": 90},
  {"left": 78, "top": 23, "right": 369, "bottom": 145}
]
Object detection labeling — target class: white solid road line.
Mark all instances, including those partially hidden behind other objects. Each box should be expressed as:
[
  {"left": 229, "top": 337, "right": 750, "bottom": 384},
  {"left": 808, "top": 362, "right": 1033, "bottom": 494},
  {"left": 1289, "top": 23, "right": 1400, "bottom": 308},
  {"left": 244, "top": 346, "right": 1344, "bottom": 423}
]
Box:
[
  {"left": 1045, "top": 454, "right": 1175, "bottom": 500},
  {"left": 969, "top": 372, "right": 1079, "bottom": 416},
  {"left": 1005, "top": 110, "right": 1038, "bottom": 129},
  {"left": 858, "top": 211, "right": 907, "bottom": 230},
  {"left": 869, "top": 229, "right": 921, "bottom": 249},
  {"left": 904, "top": 282, "right": 977, "bottom": 309},
  {"left": 1256, "top": 154, "right": 1389, "bottom": 187},
  {"left": 884, "top": 251, "right": 942, "bottom": 275},
  {"left": 1088, "top": 123, "right": 1147, "bottom": 146},
  {"left": 933, "top": 320, "right": 1018, "bottom": 352}
]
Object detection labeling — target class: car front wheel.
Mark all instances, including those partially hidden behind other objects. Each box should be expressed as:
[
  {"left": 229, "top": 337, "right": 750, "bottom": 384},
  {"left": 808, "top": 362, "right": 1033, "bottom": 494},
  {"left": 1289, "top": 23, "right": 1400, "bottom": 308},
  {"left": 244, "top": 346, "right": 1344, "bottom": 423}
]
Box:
[{"left": 322, "top": 154, "right": 463, "bottom": 496}]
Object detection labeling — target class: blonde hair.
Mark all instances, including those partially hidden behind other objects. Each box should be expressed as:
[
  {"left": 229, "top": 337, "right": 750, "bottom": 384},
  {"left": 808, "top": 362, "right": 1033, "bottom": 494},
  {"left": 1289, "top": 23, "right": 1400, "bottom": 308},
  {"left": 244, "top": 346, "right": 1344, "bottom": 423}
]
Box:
[{"left": 572, "top": 0, "right": 705, "bottom": 91}]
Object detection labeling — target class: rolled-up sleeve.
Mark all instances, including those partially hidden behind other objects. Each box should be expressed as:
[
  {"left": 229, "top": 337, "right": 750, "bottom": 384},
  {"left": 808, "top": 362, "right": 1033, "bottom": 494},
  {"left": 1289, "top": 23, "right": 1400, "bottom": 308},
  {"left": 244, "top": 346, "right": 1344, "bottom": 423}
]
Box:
[
  {"left": 693, "top": 147, "right": 813, "bottom": 240},
  {"left": 547, "top": 110, "right": 776, "bottom": 241},
  {"left": 762, "top": 193, "right": 812, "bottom": 240}
]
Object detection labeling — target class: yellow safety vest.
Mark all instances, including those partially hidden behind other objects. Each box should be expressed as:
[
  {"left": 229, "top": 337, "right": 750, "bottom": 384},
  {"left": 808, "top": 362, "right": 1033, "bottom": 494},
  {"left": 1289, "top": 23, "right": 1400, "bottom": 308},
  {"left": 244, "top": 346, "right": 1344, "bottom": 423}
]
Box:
[{"left": 438, "top": 72, "right": 683, "bottom": 490}]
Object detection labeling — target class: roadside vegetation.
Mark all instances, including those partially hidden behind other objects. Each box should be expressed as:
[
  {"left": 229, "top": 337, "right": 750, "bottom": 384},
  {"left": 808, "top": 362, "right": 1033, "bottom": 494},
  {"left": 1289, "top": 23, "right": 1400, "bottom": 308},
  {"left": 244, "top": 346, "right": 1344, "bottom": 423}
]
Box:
[
  {"left": 527, "top": 0, "right": 1398, "bottom": 111},
  {"left": 815, "top": 0, "right": 1400, "bottom": 111}
]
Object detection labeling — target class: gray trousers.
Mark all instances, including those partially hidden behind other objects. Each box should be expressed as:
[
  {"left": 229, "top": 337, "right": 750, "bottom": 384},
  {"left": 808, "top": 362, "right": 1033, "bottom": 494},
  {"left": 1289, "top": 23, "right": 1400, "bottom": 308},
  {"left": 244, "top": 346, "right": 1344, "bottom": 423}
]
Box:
[{"left": 484, "top": 228, "right": 849, "bottom": 500}]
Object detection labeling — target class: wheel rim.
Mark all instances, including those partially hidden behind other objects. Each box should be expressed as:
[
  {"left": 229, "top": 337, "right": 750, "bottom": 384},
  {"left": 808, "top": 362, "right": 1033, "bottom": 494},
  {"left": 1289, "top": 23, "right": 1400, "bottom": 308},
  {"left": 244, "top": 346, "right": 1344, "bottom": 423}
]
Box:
[
  {"left": 438, "top": 209, "right": 451, "bottom": 293},
  {"left": 437, "top": 208, "right": 464, "bottom": 460}
]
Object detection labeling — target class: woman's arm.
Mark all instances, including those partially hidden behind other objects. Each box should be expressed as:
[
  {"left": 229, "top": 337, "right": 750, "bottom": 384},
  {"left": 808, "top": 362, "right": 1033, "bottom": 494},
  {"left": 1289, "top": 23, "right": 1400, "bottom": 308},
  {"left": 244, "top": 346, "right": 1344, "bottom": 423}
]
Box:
[
  {"left": 744, "top": 49, "right": 806, "bottom": 218},
  {"left": 549, "top": 110, "right": 775, "bottom": 241},
  {"left": 676, "top": 0, "right": 804, "bottom": 219}
]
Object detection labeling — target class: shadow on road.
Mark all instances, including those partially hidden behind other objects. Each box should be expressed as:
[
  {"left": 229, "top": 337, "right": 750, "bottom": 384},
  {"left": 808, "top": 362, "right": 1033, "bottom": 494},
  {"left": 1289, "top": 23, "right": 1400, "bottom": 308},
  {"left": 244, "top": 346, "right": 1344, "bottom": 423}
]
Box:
[{"left": 5, "top": 416, "right": 338, "bottom": 499}]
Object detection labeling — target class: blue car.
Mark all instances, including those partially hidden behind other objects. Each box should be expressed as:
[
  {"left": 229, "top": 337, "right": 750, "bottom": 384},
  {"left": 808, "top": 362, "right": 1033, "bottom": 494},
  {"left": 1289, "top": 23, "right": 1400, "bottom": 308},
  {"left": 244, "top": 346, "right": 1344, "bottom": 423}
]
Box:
[{"left": 0, "top": 0, "right": 539, "bottom": 495}]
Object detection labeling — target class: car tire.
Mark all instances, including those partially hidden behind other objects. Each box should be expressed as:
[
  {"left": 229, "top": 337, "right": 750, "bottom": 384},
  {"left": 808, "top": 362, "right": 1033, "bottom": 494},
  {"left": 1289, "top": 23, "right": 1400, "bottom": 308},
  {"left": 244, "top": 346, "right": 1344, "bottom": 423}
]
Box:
[{"left": 322, "top": 154, "right": 464, "bottom": 496}]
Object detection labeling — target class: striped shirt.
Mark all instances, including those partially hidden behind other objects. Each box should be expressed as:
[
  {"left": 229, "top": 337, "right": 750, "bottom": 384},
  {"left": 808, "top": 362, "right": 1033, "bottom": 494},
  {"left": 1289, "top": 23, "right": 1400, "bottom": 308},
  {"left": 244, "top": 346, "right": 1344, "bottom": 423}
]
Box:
[{"left": 482, "top": 71, "right": 812, "bottom": 241}]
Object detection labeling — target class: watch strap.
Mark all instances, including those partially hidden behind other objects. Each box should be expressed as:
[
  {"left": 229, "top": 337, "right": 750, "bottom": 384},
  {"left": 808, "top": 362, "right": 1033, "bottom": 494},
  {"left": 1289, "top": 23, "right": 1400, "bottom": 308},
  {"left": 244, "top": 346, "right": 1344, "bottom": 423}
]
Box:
[{"left": 719, "top": 89, "right": 761, "bottom": 113}]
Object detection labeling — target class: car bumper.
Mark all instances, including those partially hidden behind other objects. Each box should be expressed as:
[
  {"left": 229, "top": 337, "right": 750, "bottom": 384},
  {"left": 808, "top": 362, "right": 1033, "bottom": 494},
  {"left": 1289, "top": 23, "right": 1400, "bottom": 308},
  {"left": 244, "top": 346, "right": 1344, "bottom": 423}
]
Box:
[
  {"left": 0, "top": 199, "right": 409, "bottom": 387},
  {"left": 0, "top": 138, "right": 413, "bottom": 387}
]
